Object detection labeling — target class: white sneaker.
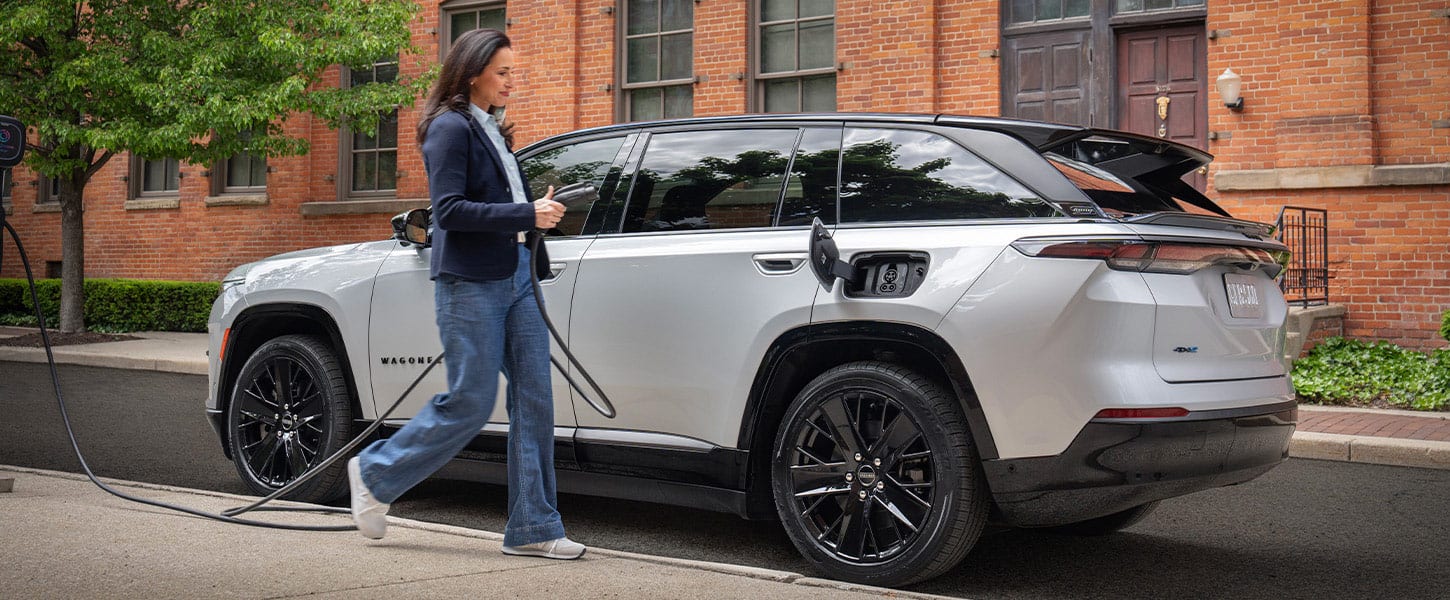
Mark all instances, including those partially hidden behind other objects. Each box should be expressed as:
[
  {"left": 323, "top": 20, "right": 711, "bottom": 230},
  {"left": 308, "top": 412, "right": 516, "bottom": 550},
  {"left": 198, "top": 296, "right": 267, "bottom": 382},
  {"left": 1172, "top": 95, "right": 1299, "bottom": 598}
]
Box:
[
  {"left": 501, "top": 537, "right": 587, "bottom": 560},
  {"left": 347, "top": 457, "right": 389, "bottom": 539}
]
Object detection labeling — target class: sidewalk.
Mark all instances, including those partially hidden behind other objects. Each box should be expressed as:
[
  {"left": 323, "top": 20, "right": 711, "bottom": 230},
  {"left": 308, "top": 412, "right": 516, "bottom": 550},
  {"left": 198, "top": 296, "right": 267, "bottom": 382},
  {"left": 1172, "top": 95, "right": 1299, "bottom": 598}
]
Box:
[
  {"left": 3, "top": 326, "right": 1448, "bottom": 471},
  {"left": 0, "top": 465, "right": 941, "bottom": 600}
]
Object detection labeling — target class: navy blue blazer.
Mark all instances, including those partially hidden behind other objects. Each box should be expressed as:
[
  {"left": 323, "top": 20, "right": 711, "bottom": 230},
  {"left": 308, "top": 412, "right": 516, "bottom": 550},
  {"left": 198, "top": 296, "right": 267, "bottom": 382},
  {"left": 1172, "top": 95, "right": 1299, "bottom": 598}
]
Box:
[{"left": 421, "top": 109, "right": 548, "bottom": 281}]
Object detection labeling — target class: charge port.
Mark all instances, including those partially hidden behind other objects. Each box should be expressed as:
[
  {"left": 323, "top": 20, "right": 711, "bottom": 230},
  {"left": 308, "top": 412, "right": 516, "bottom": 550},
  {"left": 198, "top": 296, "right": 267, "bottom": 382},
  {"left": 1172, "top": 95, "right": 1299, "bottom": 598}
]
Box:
[{"left": 847, "top": 252, "right": 929, "bottom": 298}]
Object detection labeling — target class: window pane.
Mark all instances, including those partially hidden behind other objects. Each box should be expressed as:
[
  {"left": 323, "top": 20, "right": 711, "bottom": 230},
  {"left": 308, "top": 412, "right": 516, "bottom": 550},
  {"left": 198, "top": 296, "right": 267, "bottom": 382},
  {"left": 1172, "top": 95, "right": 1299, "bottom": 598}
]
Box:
[
  {"left": 378, "top": 151, "right": 397, "bottom": 191},
  {"left": 627, "top": 37, "right": 660, "bottom": 83},
  {"left": 1145, "top": 0, "right": 1173, "bottom": 9},
  {"left": 1177, "top": 0, "right": 1205, "bottom": 6},
  {"left": 1116, "top": 0, "right": 1144, "bottom": 11},
  {"left": 800, "top": 0, "right": 834, "bottom": 19},
  {"left": 662, "top": 0, "right": 692, "bottom": 31},
  {"left": 625, "top": 128, "right": 797, "bottom": 232},
  {"left": 629, "top": 87, "right": 663, "bottom": 121},
  {"left": 349, "top": 68, "right": 373, "bottom": 87},
  {"left": 801, "top": 75, "right": 836, "bottom": 111},
  {"left": 352, "top": 153, "right": 376, "bottom": 191},
  {"left": 478, "top": 8, "right": 505, "bottom": 31},
  {"left": 249, "top": 154, "right": 267, "bottom": 187},
  {"left": 1011, "top": 0, "right": 1034, "bottom": 22},
  {"left": 375, "top": 62, "right": 398, "bottom": 84},
  {"left": 1037, "top": 0, "right": 1061, "bottom": 20},
  {"left": 840, "top": 128, "right": 1057, "bottom": 223},
  {"left": 778, "top": 127, "right": 840, "bottom": 226},
  {"left": 628, "top": 0, "right": 660, "bottom": 34},
  {"left": 762, "top": 0, "right": 795, "bottom": 22},
  {"left": 354, "top": 128, "right": 376, "bottom": 150},
  {"left": 227, "top": 154, "right": 249, "bottom": 187},
  {"left": 663, "top": 85, "right": 693, "bottom": 118},
  {"left": 764, "top": 78, "right": 799, "bottom": 113},
  {"left": 761, "top": 23, "right": 796, "bottom": 73},
  {"left": 143, "top": 159, "right": 164, "bottom": 192},
  {"left": 660, "top": 33, "right": 692, "bottom": 80},
  {"left": 451, "top": 12, "right": 476, "bottom": 43},
  {"left": 1, "top": 167, "right": 11, "bottom": 200},
  {"left": 521, "top": 136, "right": 628, "bottom": 236},
  {"left": 798, "top": 18, "right": 834, "bottom": 70},
  {"left": 1065, "top": 0, "right": 1090, "bottom": 17},
  {"left": 378, "top": 112, "right": 398, "bottom": 150}
]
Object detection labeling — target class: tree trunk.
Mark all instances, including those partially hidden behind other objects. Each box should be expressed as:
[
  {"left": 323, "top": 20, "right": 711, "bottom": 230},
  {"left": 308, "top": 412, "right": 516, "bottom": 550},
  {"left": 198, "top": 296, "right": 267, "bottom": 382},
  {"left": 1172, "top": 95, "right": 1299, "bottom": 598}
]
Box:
[{"left": 58, "top": 176, "right": 85, "bottom": 333}]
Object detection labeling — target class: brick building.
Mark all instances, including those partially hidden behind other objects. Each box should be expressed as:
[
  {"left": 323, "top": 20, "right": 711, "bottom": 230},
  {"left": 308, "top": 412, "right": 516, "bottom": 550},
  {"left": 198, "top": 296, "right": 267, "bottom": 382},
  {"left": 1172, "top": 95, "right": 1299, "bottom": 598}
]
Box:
[{"left": 2, "top": 0, "right": 1447, "bottom": 348}]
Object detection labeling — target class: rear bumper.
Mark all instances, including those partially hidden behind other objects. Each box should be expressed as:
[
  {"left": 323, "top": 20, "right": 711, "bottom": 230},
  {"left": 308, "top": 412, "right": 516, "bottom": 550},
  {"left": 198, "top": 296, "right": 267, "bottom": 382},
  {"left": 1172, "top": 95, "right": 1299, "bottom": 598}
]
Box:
[{"left": 982, "top": 400, "right": 1296, "bottom": 527}]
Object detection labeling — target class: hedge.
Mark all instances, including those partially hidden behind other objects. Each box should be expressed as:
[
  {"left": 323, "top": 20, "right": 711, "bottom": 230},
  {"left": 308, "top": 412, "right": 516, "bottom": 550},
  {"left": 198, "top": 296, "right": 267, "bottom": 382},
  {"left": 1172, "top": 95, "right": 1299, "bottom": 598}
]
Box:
[{"left": 0, "top": 278, "right": 219, "bottom": 332}]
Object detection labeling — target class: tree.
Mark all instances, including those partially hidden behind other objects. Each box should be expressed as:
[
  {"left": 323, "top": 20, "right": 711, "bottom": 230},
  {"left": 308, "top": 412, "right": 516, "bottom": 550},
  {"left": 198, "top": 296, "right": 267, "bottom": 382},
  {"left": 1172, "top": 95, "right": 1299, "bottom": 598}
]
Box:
[{"left": 0, "top": 0, "right": 423, "bottom": 331}]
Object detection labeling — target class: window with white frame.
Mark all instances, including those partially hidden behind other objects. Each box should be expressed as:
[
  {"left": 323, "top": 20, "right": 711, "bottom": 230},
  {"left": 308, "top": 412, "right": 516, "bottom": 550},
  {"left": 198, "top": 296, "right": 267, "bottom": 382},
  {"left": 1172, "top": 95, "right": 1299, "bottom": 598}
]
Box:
[
  {"left": 623, "top": 0, "right": 694, "bottom": 121},
  {"left": 442, "top": 0, "right": 506, "bottom": 55},
  {"left": 342, "top": 57, "right": 399, "bottom": 198},
  {"left": 756, "top": 0, "right": 835, "bottom": 113}
]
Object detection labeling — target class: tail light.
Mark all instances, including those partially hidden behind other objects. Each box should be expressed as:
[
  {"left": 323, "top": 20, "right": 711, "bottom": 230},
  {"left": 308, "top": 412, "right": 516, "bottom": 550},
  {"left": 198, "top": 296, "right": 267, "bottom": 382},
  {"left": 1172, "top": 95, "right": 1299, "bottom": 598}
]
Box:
[{"left": 1012, "top": 238, "right": 1285, "bottom": 277}]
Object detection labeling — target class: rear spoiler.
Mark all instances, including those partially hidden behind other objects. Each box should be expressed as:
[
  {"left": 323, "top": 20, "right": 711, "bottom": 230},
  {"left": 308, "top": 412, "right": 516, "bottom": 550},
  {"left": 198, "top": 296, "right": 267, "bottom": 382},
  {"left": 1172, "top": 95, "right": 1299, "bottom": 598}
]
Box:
[
  {"left": 947, "top": 117, "right": 1234, "bottom": 218},
  {"left": 1122, "top": 212, "right": 1277, "bottom": 241}
]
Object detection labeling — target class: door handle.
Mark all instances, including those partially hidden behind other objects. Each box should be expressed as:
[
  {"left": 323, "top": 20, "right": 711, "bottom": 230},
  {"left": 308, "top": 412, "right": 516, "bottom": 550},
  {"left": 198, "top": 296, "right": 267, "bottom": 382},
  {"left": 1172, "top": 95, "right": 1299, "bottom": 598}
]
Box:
[
  {"left": 753, "top": 253, "right": 807, "bottom": 275},
  {"left": 547, "top": 262, "right": 567, "bottom": 280}
]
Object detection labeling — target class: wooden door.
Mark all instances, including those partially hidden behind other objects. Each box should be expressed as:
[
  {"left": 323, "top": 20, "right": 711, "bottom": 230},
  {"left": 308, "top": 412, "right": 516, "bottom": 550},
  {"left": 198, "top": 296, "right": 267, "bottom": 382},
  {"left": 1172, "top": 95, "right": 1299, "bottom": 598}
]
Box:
[
  {"left": 1003, "top": 29, "right": 1093, "bottom": 127},
  {"left": 1116, "top": 26, "right": 1207, "bottom": 188}
]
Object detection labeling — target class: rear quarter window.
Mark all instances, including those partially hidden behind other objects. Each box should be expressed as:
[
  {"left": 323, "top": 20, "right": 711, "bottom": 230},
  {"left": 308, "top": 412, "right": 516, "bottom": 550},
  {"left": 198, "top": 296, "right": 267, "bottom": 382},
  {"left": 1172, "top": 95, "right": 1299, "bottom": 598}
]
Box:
[{"left": 839, "top": 128, "right": 1060, "bottom": 223}]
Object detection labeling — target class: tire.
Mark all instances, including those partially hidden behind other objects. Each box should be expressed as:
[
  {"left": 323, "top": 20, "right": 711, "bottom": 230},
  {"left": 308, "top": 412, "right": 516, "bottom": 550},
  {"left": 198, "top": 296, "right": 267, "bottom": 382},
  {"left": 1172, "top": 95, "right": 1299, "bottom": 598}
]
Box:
[
  {"left": 1044, "top": 501, "right": 1160, "bottom": 536},
  {"left": 227, "top": 334, "right": 353, "bottom": 504},
  {"left": 771, "top": 361, "right": 989, "bottom": 587}
]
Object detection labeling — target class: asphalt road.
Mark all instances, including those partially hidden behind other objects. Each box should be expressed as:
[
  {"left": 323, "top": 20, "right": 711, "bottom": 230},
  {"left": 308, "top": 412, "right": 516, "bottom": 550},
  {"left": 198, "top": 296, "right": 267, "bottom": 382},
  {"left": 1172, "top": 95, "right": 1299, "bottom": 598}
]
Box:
[{"left": 3, "top": 362, "right": 1447, "bottom": 599}]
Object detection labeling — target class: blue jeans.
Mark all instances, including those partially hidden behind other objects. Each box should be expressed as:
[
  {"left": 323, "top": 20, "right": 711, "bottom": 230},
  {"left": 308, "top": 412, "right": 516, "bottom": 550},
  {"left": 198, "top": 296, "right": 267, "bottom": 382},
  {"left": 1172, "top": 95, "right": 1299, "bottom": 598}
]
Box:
[{"left": 356, "top": 247, "right": 566, "bottom": 546}]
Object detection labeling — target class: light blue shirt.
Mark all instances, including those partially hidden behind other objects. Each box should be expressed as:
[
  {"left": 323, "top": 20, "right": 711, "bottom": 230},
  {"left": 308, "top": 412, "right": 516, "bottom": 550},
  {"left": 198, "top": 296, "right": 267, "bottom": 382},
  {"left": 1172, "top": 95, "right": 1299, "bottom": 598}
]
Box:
[{"left": 468, "top": 103, "right": 528, "bottom": 207}]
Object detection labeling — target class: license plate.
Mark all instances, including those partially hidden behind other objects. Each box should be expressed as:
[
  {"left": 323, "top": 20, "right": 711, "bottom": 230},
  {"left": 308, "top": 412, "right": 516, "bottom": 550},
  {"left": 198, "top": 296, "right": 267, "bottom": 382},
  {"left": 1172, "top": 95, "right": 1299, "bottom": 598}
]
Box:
[{"left": 1224, "top": 273, "right": 1264, "bottom": 319}]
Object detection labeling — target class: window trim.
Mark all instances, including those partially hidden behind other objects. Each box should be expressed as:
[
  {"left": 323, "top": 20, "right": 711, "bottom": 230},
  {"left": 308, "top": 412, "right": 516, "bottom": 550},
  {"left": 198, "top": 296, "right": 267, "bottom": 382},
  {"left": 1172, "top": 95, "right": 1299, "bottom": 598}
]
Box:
[
  {"left": 439, "top": 0, "right": 508, "bottom": 59},
  {"left": 338, "top": 59, "right": 401, "bottom": 201},
  {"left": 750, "top": 1, "right": 837, "bottom": 113},
  {"left": 618, "top": 0, "right": 696, "bottom": 122}
]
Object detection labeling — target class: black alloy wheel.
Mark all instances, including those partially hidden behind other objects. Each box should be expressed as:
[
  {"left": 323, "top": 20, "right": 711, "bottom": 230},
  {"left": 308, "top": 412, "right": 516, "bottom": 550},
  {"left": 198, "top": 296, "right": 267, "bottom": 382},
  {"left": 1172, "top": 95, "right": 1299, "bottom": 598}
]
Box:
[
  {"left": 772, "top": 361, "right": 989, "bottom": 587},
  {"left": 227, "top": 334, "right": 353, "bottom": 504}
]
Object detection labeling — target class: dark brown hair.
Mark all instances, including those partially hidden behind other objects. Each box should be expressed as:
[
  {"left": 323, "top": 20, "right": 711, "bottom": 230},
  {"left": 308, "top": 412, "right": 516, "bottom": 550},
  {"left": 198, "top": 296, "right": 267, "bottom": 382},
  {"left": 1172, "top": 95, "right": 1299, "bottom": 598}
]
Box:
[{"left": 416, "top": 28, "right": 513, "bottom": 146}]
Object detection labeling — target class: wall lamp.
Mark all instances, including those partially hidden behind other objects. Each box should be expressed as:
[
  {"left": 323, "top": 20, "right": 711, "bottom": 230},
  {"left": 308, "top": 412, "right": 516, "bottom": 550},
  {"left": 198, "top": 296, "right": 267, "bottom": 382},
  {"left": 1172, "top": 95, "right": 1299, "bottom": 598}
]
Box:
[{"left": 1216, "top": 68, "right": 1245, "bottom": 112}]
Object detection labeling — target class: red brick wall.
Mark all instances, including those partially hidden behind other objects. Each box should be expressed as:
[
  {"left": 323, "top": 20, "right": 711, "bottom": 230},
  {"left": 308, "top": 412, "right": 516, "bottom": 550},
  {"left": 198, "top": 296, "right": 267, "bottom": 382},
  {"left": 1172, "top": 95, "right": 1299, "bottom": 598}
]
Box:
[
  {"left": 4, "top": 1, "right": 1446, "bottom": 349},
  {"left": 1207, "top": 1, "right": 1450, "bottom": 350}
]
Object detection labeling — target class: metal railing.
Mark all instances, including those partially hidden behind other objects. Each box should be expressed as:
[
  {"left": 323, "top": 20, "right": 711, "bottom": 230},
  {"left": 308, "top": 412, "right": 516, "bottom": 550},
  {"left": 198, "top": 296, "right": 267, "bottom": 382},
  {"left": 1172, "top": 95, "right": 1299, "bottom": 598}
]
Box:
[{"left": 1274, "top": 206, "right": 1329, "bottom": 306}]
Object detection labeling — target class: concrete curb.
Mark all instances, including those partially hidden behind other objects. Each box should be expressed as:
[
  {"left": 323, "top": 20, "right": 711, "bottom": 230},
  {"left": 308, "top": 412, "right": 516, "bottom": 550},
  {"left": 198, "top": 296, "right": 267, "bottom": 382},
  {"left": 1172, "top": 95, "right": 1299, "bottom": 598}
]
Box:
[
  {"left": 1289, "top": 432, "right": 1450, "bottom": 470},
  {"left": 0, "top": 464, "right": 959, "bottom": 600},
  {"left": 0, "top": 346, "right": 208, "bottom": 374}
]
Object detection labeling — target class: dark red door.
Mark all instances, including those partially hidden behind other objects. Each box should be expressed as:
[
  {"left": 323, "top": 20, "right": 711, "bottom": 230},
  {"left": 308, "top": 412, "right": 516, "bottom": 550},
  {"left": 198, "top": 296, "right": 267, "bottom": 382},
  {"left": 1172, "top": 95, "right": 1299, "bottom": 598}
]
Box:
[{"left": 1116, "top": 26, "right": 1208, "bottom": 188}]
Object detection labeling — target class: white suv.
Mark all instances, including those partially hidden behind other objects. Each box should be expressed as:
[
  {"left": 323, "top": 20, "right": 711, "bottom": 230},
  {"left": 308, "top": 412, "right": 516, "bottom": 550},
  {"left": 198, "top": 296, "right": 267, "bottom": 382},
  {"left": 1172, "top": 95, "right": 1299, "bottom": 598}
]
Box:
[{"left": 207, "top": 114, "right": 1296, "bottom": 586}]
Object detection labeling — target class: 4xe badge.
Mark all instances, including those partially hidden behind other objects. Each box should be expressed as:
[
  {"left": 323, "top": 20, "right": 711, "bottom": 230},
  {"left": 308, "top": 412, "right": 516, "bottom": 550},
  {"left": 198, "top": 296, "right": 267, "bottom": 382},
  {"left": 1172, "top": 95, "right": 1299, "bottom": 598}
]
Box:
[{"left": 0, "top": 115, "right": 25, "bottom": 168}]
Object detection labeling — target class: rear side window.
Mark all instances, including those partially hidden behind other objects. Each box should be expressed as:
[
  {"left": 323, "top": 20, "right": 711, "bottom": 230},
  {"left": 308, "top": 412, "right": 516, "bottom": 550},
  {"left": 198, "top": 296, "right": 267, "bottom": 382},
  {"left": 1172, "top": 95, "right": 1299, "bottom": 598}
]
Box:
[
  {"left": 839, "top": 128, "right": 1060, "bottom": 223},
  {"left": 621, "top": 128, "right": 797, "bottom": 233},
  {"left": 522, "top": 136, "right": 628, "bottom": 236}
]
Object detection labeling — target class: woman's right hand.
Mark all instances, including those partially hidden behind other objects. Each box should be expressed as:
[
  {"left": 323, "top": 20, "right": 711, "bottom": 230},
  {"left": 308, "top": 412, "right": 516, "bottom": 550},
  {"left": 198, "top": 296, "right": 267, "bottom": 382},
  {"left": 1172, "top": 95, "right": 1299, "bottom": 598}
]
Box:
[{"left": 534, "top": 186, "right": 565, "bottom": 230}]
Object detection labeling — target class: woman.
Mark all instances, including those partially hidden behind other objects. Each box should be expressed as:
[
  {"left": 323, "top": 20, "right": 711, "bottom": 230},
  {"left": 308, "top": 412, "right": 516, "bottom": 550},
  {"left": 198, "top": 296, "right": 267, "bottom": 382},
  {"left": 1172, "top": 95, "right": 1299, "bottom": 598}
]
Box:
[{"left": 346, "top": 28, "right": 582, "bottom": 560}]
